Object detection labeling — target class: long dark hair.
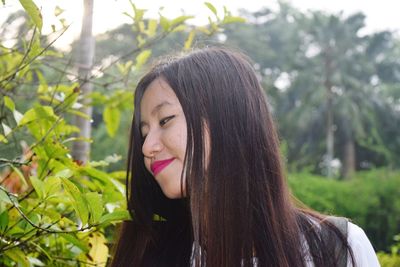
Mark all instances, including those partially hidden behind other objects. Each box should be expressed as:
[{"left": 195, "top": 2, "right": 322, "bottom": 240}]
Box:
[{"left": 111, "top": 47, "right": 355, "bottom": 266}]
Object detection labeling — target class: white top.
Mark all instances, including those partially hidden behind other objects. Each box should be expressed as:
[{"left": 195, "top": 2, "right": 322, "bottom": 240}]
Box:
[
  {"left": 303, "top": 222, "right": 380, "bottom": 267},
  {"left": 304, "top": 222, "right": 380, "bottom": 267},
  {"left": 346, "top": 222, "right": 380, "bottom": 267},
  {"left": 191, "top": 222, "right": 381, "bottom": 266}
]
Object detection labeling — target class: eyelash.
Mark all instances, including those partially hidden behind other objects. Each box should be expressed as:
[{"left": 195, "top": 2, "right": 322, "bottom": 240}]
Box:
[
  {"left": 141, "top": 115, "right": 175, "bottom": 139},
  {"left": 159, "top": 115, "right": 175, "bottom": 127}
]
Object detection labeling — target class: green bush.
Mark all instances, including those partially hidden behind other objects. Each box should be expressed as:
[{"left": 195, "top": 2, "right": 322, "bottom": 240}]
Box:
[
  {"left": 288, "top": 169, "right": 400, "bottom": 251},
  {"left": 377, "top": 234, "right": 400, "bottom": 267}
]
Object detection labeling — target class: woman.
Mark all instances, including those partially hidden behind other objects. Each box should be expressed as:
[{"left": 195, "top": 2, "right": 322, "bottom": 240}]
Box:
[{"left": 111, "top": 47, "right": 379, "bottom": 266}]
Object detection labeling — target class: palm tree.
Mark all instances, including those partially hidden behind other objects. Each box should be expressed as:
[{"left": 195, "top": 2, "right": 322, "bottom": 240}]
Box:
[{"left": 282, "top": 11, "right": 397, "bottom": 177}]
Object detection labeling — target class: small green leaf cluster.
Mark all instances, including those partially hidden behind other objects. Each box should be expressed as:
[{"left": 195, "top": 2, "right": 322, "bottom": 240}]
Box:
[{"left": 0, "top": 97, "right": 129, "bottom": 266}]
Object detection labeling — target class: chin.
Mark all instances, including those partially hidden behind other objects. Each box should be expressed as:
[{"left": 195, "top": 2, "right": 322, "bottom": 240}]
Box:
[
  {"left": 160, "top": 183, "right": 186, "bottom": 199},
  {"left": 161, "top": 189, "right": 184, "bottom": 199}
]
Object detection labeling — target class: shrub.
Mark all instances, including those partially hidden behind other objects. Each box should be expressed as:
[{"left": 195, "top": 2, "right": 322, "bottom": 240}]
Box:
[
  {"left": 288, "top": 169, "right": 400, "bottom": 251},
  {"left": 377, "top": 234, "right": 400, "bottom": 267}
]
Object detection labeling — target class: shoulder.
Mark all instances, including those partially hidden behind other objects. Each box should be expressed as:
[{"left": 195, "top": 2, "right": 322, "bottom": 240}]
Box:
[{"left": 347, "top": 222, "right": 380, "bottom": 267}]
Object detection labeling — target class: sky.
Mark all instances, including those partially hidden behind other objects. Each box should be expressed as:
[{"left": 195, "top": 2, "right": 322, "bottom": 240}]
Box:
[{"left": 1, "top": 0, "right": 399, "bottom": 49}]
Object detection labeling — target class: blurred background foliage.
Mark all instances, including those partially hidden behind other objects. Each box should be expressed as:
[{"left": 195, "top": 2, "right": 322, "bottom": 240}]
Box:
[{"left": 0, "top": 0, "right": 399, "bottom": 265}]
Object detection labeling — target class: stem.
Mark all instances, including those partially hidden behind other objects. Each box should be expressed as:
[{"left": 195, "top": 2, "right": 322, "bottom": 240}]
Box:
[{"left": 0, "top": 186, "right": 98, "bottom": 235}]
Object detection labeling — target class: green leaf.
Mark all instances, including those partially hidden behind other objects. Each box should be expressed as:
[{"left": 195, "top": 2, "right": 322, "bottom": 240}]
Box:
[
  {"left": 42, "top": 140, "right": 69, "bottom": 160},
  {"left": 30, "top": 176, "right": 45, "bottom": 199},
  {"left": 13, "top": 110, "right": 23, "bottom": 125},
  {"left": 131, "top": 2, "right": 145, "bottom": 23},
  {"left": 184, "top": 30, "right": 196, "bottom": 50},
  {"left": 160, "top": 15, "right": 170, "bottom": 31},
  {"left": 109, "top": 177, "right": 125, "bottom": 195},
  {"left": 82, "top": 167, "right": 125, "bottom": 194},
  {"left": 55, "top": 169, "right": 73, "bottom": 178},
  {"left": 90, "top": 91, "right": 108, "bottom": 104},
  {"left": 36, "top": 70, "right": 48, "bottom": 93},
  {"left": 82, "top": 167, "right": 111, "bottom": 183},
  {"left": 54, "top": 6, "right": 64, "bottom": 17},
  {"left": 99, "top": 210, "right": 131, "bottom": 225},
  {"left": 222, "top": 16, "right": 246, "bottom": 24},
  {"left": 85, "top": 192, "right": 103, "bottom": 224},
  {"left": 171, "top": 24, "right": 186, "bottom": 33},
  {"left": 27, "top": 242, "right": 51, "bottom": 262},
  {"left": 59, "top": 90, "right": 79, "bottom": 110},
  {"left": 23, "top": 213, "right": 40, "bottom": 232},
  {"left": 204, "top": 2, "right": 217, "bottom": 16},
  {"left": 138, "top": 21, "right": 145, "bottom": 32},
  {"left": 116, "top": 60, "right": 133, "bottom": 75},
  {"left": 61, "top": 178, "right": 89, "bottom": 226},
  {"left": 43, "top": 176, "right": 61, "bottom": 198},
  {"left": 102, "top": 186, "right": 124, "bottom": 203},
  {"left": 67, "top": 109, "right": 91, "bottom": 119},
  {"left": 153, "top": 213, "right": 166, "bottom": 221},
  {"left": 0, "top": 134, "right": 7, "bottom": 143},
  {"left": 29, "top": 31, "right": 41, "bottom": 58},
  {"left": 146, "top": 19, "right": 158, "bottom": 37},
  {"left": 136, "top": 35, "right": 145, "bottom": 47},
  {"left": 197, "top": 26, "right": 211, "bottom": 35},
  {"left": 170, "top": 15, "right": 193, "bottom": 27},
  {"left": 0, "top": 211, "right": 9, "bottom": 232},
  {"left": 10, "top": 165, "right": 28, "bottom": 188},
  {"left": 59, "top": 233, "right": 90, "bottom": 253},
  {"left": 2, "top": 123, "right": 11, "bottom": 136},
  {"left": 135, "top": 49, "right": 151, "bottom": 69},
  {"left": 0, "top": 188, "right": 12, "bottom": 204},
  {"left": 20, "top": 106, "right": 57, "bottom": 125},
  {"left": 4, "top": 96, "right": 15, "bottom": 111},
  {"left": 4, "top": 248, "right": 30, "bottom": 267},
  {"left": 19, "top": 0, "right": 43, "bottom": 31},
  {"left": 103, "top": 106, "right": 121, "bottom": 138},
  {"left": 28, "top": 257, "right": 45, "bottom": 266}
]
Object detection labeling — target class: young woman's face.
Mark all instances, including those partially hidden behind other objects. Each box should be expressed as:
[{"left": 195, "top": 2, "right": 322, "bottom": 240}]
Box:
[{"left": 140, "top": 78, "right": 187, "bottom": 199}]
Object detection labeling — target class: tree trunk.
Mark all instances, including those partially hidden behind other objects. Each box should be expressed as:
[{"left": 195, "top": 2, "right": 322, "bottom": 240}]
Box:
[
  {"left": 71, "top": 0, "right": 95, "bottom": 164},
  {"left": 326, "top": 89, "right": 334, "bottom": 178},
  {"left": 324, "top": 47, "right": 334, "bottom": 178},
  {"left": 342, "top": 135, "right": 356, "bottom": 179}
]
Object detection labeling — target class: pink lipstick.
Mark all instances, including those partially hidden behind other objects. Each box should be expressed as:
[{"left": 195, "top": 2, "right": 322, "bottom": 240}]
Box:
[{"left": 151, "top": 158, "right": 175, "bottom": 176}]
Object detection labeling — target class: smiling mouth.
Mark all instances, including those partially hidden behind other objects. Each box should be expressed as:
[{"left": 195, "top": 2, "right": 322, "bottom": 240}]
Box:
[{"left": 151, "top": 158, "right": 175, "bottom": 176}]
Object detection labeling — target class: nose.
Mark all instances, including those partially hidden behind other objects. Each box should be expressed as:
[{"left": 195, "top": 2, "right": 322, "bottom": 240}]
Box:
[{"left": 142, "top": 130, "right": 163, "bottom": 158}]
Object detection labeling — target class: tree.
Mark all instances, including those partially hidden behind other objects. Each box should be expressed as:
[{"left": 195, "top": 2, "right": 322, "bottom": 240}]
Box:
[
  {"left": 292, "top": 11, "right": 400, "bottom": 177},
  {"left": 224, "top": 5, "right": 400, "bottom": 177},
  {"left": 71, "top": 0, "right": 95, "bottom": 164}
]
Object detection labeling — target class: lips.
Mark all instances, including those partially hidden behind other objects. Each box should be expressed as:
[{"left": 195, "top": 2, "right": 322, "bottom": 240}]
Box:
[{"left": 150, "top": 158, "right": 175, "bottom": 176}]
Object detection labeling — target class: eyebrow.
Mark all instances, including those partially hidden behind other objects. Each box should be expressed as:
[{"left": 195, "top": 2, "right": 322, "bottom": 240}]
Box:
[
  {"left": 140, "top": 101, "right": 173, "bottom": 128},
  {"left": 151, "top": 101, "right": 173, "bottom": 116}
]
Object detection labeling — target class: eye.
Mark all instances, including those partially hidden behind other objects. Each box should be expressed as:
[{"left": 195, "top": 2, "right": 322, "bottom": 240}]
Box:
[
  {"left": 160, "top": 115, "right": 175, "bottom": 127},
  {"left": 140, "top": 126, "right": 148, "bottom": 140},
  {"left": 141, "top": 131, "right": 148, "bottom": 141}
]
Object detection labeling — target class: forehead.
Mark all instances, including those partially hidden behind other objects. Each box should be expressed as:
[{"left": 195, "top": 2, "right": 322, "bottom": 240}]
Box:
[{"left": 140, "top": 78, "right": 180, "bottom": 117}]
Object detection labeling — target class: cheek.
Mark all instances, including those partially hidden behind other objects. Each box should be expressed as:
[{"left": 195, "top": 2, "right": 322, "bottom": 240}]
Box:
[
  {"left": 176, "top": 130, "right": 187, "bottom": 157},
  {"left": 167, "top": 120, "right": 187, "bottom": 158},
  {"left": 165, "top": 133, "right": 186, "bottom": 158}
]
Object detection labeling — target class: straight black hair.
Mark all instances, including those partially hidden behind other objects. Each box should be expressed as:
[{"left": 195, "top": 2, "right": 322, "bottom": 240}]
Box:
[{"left": 111, "top": 47, "right": 355, "bottom": 267}]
